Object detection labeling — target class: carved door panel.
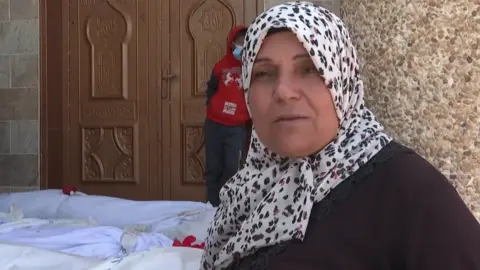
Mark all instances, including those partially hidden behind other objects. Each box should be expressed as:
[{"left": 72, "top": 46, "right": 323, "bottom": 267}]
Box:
[
  {"left": 163, "top": 0, "right": 263, "bottom": 201},
  {"left": 65, "top": 0, "right": 161, "bottom": 200}
]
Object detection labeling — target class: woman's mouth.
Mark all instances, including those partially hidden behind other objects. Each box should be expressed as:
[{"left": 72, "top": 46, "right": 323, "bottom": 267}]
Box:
[{"left": 274, "top": 115, "right": 309, "bottom": 123}]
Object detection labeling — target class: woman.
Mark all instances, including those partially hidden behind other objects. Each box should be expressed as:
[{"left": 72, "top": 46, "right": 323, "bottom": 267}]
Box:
[{"left": 201, "top": 2, "right": 480, "bottom": 269}]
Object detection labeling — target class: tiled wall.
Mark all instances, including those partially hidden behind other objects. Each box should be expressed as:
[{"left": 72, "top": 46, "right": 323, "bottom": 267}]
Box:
[{"left": 0, "top": 0, "right": 39, "bottom": 193}]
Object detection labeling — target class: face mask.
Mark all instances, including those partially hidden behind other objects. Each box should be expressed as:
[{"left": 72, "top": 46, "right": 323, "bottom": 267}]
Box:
[{"left": 232, "top": 45, "right": 243, "bottom": 60}]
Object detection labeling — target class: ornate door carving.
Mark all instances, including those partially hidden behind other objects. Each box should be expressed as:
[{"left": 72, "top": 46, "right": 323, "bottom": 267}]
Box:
[
  {"left": 59, "top": 0, "right": 262, "bottom": 201},
  {"left": 65, "top": 0, "right": 161, "bottom": 200},
  {"left": 162, "top": 0, "right": 263, "bottom": 201}
]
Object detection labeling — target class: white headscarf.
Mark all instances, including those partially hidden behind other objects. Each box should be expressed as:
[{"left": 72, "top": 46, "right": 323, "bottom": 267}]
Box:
[{"left": 201, "top": 2, "right": 392, "bottom": 269}]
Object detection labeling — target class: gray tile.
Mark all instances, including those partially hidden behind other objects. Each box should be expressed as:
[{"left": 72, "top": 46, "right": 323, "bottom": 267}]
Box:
[
  {"left": 0, "top": 187, "right": 11, "bottom": 193},
  {"left": 0, "top": 121, "right": 9, "bottom": 153},
  {"left": 0, "top": 0, "right": 9, "bottom": 22},
  {"left": 10, "top": 0, "right": 38, "bottom": 20},
  {"left": 10, "top": 186, "right": 39, "bottom": 192},
  {"left": 0, "top": 55, "right": 9, "bottom": 88},
  {"left": 0, "top": 88, "right": 38, "bottom": 120},
  {"left": 11, "top": 54, "right": 38, "bottom": 87},
  {"left": 10, "top": 120, "right": 38, "bottom": 154},
  {"left": 0, "top": 19, "right": 39, "bottom": 54},
  {"left": 0, "top": 154, "right": 38, "bottom": 186}
]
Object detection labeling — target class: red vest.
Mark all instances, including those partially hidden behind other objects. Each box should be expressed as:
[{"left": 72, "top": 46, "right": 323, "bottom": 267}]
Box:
[{"left": 206, "top": 26, "right": 250, "bottom": 126}]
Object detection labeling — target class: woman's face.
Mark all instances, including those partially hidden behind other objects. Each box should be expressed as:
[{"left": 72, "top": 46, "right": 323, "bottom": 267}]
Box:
[{"left": 248, "top": 31, "right": 340, "bottom": 158}]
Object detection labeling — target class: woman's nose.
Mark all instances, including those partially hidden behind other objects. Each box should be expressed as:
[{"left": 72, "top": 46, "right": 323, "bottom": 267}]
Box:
[{"left": 273, "top": 75, "right": 301, "bottom": 102}]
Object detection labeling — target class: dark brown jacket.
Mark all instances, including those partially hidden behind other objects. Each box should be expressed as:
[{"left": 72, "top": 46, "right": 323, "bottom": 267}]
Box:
[{"left": 230, "top": 142, "right": 480, "bottom": 270}]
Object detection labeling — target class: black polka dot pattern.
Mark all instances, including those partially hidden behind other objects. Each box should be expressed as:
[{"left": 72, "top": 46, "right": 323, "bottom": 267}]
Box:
[{"left": 200, "top": 2, "right": 392, "bottom": 269}]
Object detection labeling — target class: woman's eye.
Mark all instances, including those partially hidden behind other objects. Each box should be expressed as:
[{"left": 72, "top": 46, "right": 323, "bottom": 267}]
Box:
[
  {"left": 252, "top": 71, "right": 271, "bottom": 78},
  {"left": 302, "top": 66, "right": 317, "bottom": 74}
]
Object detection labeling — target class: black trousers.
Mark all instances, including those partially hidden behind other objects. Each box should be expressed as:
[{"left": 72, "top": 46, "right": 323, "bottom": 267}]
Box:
[{"left": 204, "top": 119, "right": 246, "bottom": 206}]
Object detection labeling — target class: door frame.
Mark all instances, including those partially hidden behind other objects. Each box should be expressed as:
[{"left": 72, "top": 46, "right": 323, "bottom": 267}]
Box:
[
  {"left": 39, "top": 0, "right": 265, "bottom": 192},
  {"left": 39, "top": 0, "right": 69, "bottom": 189}
]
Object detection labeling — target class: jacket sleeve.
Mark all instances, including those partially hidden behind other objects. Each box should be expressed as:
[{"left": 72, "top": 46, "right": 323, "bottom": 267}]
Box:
[
  {"left": 206, "top": 71, "right": 220, "bottom": 106},
  {"left": 399, "top": 156, "right": 480, "bottom": 270}
]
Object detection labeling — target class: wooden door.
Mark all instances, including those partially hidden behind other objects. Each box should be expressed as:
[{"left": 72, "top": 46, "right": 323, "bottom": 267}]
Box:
[
  {"left": 64, "top": 0, "right": 161, "bottom": 200},
  {"left": 161, "top": 0, "right": 263, "bottom": 201}
]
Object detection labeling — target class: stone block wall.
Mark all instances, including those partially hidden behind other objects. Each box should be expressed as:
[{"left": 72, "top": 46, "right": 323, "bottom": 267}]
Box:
[{"left": 0, "top": 0, "right": 39, "bottom": 192}]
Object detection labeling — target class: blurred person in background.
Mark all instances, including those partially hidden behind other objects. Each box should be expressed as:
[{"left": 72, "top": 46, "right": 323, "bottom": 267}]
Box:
[{"left": 204, "top": 26, "right": 250, "bottom": 207}]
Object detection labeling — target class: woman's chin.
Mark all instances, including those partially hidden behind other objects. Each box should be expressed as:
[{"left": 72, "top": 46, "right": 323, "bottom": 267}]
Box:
[{"left": 273, "top": 141, "right": 317, "bottom": 158}]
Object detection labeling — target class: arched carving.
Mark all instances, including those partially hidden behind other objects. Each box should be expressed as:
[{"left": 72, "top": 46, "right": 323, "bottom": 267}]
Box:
[
  {"left": 188, "top": 0, "right": 234, "bottom": 96},
  {"left": 86, "top": 0, "right": 133, "bottom": 99}
]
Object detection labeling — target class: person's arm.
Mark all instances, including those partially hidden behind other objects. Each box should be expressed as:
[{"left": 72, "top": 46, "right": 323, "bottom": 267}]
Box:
[
  {"left": 206, "top": 71, "right": 219, "bottom": 106},
  {"left": 397, "top": 155, "right": 480, "bottom": 270}
]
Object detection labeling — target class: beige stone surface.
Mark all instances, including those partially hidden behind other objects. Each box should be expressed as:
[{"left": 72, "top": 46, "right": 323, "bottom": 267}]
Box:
[{"left": 342, "top": 0, "right": 480, "bottom": 220}]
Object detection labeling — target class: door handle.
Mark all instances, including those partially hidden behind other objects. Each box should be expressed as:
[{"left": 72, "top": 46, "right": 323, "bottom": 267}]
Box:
[
  {"left": 162, "top": 73, "right": 176, "bottom": 80},
  {"left": 161, "top": 67, "right": 176, "bottom": 99}
]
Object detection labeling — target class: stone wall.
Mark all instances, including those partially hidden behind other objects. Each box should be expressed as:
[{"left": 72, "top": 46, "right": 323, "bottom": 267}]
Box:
[
  {"left": 0, "top": 0, "right": 39, "bottom": 192},
  {"left": 342, "top": 0, "right": 480, "bottom": 219}
]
